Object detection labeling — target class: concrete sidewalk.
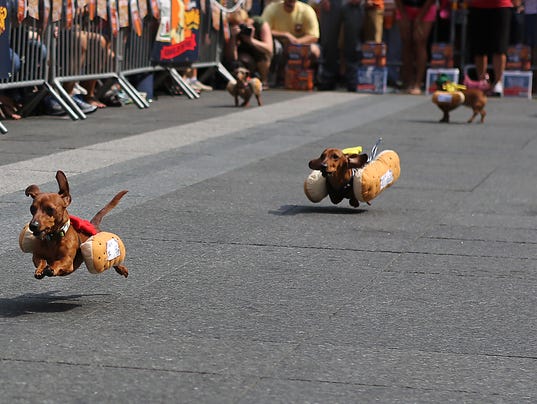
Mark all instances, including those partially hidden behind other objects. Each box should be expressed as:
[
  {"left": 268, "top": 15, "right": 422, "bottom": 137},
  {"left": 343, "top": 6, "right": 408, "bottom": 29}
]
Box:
[{"left": 1, "top": 89, "right": 537, "bottom": 403}]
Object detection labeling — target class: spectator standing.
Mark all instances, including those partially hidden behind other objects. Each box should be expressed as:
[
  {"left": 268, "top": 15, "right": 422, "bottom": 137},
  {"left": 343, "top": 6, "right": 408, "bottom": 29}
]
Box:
[
  {"left": 261, "top": 0, "right": 320, "bottom": 83},
  {"left": 364, "top": 0, "right": 385, "bottom": 43},
  {"left": 394, "top": 0, "right": 436, "bottom": 95},
  {"left": 467, "top": 0, "right": 513, "bottom": 96},
  {"left": 316, "top": 0, "right": 364, "bottom": 91},
  {"left": 224, "top": 9, "right": 274, "bottom": 88}
]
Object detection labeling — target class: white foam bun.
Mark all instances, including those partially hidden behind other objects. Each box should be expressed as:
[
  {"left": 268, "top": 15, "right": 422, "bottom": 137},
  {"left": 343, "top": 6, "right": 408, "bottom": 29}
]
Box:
[{"left": 304, "top": 170, "right": 328, "bottom": 203}]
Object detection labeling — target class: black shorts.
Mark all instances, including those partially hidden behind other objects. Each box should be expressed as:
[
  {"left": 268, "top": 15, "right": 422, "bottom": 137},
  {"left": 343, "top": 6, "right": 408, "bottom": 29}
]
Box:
[{"left": 468, "top": 7, "right": 511, "bottom": 56}]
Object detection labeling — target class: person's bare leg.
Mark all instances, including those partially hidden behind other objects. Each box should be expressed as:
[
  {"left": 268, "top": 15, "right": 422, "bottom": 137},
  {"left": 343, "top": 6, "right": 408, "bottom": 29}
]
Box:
[
  {"left": 492, "top": 52, "right": 506, "bottom": 86},
  {"left": 412, "top": 20, "right": 434, "bottom": 93},
  {"left": 474, "top": 54, "right": 488, "bottom": 80},
  {"left": 398, "top": 18, "right": 413, "bottom": 90}
]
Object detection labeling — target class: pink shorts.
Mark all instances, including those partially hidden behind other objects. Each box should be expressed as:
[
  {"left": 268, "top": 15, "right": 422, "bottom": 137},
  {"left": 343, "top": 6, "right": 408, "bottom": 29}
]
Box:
[{"left": 397, "top": 5, "right": 438, "bottom": 22}]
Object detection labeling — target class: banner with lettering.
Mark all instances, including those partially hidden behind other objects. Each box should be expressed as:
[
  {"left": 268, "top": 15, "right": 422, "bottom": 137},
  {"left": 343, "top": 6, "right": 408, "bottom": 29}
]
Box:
[{"left": 151, "top": 0, "right": 199, "bottom": 65}]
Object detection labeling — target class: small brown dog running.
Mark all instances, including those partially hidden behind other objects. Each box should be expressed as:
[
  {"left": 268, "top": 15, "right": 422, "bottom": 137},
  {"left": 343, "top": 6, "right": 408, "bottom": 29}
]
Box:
[
  {"left": 24, "top": 171, "right": 128, "bottom": 279},
  {"left": 226, "top": 67, "right": 263, "bottom": 107},
  {"left": 308, "top": 148, "right": 369, "bottom": 207},
  {"left": 433, "top": 88, "right": 487, "bottom": 123}
]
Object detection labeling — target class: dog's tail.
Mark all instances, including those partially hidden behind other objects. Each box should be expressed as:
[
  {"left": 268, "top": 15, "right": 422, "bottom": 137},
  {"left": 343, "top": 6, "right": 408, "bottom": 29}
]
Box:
[{"left": 90, "top": 190, "right": 128, "bottom": 228}]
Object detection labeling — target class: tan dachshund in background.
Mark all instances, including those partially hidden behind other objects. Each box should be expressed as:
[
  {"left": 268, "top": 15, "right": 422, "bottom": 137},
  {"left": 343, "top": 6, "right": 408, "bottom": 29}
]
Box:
[
  {"left": 433, "top": 88, "right": 487, "bottom": 124},
  {"left": 226, "top": 67, "right": 263, "bottom": 107},
  {"left": 308, "top": 148, "right": 368, "bottom": 207},
  {"left": 24, "top": 171, "right": 129, "bottom": 279}
]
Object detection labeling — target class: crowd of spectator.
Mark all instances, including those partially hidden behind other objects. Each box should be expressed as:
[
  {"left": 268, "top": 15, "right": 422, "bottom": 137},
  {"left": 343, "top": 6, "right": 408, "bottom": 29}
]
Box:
[
  {"left": 1, "top": 0, "right": 537, "bottom": 123},
  {"left": 229, "top": 0, "right": 536, "bottom": 97}
]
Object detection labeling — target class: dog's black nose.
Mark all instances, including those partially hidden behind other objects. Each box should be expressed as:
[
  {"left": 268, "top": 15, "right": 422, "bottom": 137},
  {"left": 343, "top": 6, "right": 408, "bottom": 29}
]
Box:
[{"left": 29, "top": 221, "right": 39, "bottom": 233}]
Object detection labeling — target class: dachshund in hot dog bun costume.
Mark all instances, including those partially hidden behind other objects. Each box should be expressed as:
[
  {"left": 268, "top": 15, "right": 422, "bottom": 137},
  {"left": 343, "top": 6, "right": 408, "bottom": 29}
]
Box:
[
  {"left": 432, "top": 74, "right": 487, "bottom": 124},
  {"left": 304, "top": 140, "right": 400, "bottom": 208}
]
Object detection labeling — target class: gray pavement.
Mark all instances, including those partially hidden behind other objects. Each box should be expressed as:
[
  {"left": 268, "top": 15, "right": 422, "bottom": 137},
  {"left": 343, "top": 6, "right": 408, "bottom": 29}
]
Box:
[{"left": 1, "top": 88, "right": 537, "bottom": 403}]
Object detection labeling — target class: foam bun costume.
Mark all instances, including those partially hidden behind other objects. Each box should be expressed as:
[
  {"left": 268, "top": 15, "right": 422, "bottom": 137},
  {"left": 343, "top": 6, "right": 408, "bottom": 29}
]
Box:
[
  {"left": 432, "top": 73, "right": 466, "bottom": 111},
  {"left": 80, "top": 232, "right": 126, "bottom": 274},
  {"left": 19, "top": 218, "right": 126, "bottom": 275},
  {"left": 304, "top": 142, "right": 400, "bottom": 205}
]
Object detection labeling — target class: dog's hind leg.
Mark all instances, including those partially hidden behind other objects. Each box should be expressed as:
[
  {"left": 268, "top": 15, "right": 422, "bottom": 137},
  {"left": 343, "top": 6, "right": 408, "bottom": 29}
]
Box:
[
  {"left": 467, "top": 111, "right": 478, "bottom": 123},
  {"left": 255, "top": 94, "right": 262, "bottom": 106},
  {"left": 479, "top": 109, "right": 486, "bottom": 123}
]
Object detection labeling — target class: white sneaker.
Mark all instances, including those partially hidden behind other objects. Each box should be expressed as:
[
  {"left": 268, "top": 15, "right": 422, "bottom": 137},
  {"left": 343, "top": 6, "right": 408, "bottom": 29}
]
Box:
[
  {"left": 187, "top": 78, "right": 213, "bottom": 92},
  {"left": 492, "top": 81, "right": 503, "bottom": 96}
]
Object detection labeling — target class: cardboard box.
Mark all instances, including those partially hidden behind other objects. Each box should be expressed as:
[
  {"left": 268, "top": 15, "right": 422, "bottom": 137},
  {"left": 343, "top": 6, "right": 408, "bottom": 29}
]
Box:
[
  {"left": 430, "top": 43, "right": 454, "bottom": 68},
  {"left": 356, "top": 66, "right": 387, "bottom": 94},
  {"left": 425, "top": 68, "right": 460, "bottom": 94},
  {"left": 361, "top": 41, "right": 387, "bottom": 67},
  {"left": 284, "top": 67, "right": 314, "bottom": 91},
  {"left": 502, "top": 70, "right": 532, "bottom": 98},
  {"left": 286, "top": 44, "right": 312, "bottom": 70},
  {"left": 506, "top": 45, "right": 531, "bottom": 71}
]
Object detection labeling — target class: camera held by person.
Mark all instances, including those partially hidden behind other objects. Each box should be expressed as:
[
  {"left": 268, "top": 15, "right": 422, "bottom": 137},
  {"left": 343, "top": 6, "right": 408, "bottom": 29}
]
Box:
[{"left": 239, "top": 24, "right": 253, "bottom": 37}]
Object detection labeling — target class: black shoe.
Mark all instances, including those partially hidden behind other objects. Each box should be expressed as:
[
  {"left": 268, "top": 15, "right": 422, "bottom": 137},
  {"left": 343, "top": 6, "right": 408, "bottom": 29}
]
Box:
[
  {"left": 72, "top": 94, "right": 97, "bottom": 114},
  {"left": 43, "top": 96, "right": 67, "bottom": 116}
]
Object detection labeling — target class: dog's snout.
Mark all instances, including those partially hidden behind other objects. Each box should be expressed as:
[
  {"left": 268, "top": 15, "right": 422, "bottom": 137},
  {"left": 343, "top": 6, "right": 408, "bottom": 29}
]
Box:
[{"left": 29, "top": 221, "right": 39, "bottom": 232}]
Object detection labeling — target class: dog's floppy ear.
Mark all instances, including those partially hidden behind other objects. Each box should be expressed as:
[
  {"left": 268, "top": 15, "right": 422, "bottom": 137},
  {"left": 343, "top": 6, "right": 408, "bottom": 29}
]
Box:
[
  {"left": 347, "top": 153, "right": 368, "bottom": 169},
  {"left": 55, "top": 170, "right": 72, "bottom": 206},
  {"left": 308, "top": 157, "right": 324, "bottom": 170},
  {"left": 25, "top": 185, "right": 41, "bottom": 199}
]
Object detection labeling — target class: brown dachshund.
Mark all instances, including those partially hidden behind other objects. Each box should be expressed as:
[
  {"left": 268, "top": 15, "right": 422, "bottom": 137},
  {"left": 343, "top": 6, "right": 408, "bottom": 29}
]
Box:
[
  {"left": 25, "top": 170, "right": 128, "bottom": 279},
  {"left": 226, "top": 67, "right": 263, "bottom": 107},
  {"left": 308, "top": 148, "right": 369, "bottom": 207},
  {"left": 433, "top": 88, "right": 487, "bottom": 124}
]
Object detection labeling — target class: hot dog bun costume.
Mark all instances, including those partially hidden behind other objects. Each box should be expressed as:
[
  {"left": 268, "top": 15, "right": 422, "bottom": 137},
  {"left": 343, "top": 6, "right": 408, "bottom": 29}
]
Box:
[
  {"left": 19, "top": 216, "right": 126, "bottom": 275},
  {"left": 432, "top": 73, "right": 466, "bottom": 110},
  {"left": 304, "top": 143, "right": 400, "bottom": 205}
]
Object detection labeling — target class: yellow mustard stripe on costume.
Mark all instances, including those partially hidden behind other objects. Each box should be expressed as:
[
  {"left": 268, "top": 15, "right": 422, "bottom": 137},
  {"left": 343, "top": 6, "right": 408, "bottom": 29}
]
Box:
[
  {"left": 342, "top": 146, "right": 362, "bottom": 155},
  {"left": 353, "top": 150, "right": 400, "bottom": 203}
]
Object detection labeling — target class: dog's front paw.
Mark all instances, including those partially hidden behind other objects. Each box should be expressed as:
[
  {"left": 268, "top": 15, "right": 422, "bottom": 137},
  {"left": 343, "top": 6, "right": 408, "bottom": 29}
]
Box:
[
  {"left": 349, "top": 198, "right": 360, "bottom": 208},
  {"left": 43, "top": 267, "right": 54, "bottom": 277},
  {"left": 34, "top": 266, "right": 54, "bottom": 278},
  {"left": 34, "top": 271, "right": 45, "bottom": 279}
]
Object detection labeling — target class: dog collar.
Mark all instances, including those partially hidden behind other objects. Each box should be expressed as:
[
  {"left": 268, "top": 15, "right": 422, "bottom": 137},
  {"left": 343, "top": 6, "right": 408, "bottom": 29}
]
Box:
[{"left": 44, "top": 219, "right": 70, "bottom": 241}]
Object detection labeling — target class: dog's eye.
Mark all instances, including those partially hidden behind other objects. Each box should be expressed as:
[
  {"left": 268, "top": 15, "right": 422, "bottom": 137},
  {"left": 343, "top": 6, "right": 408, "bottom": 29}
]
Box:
[
  {"left": 332, "top": 154, "right": 339, "bottom": 160},
  {"left": 45, "top": 206, "right": 55, "bottom": 216},
  {"left": 30, "top": 206, "right": 36, "bottom": 215}
]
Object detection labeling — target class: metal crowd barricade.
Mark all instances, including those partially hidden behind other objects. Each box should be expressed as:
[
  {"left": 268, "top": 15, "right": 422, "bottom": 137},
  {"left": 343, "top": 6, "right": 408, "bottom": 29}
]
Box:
[
  {"left": 119, "top": 17, "right": 199, "bottom": 100},
  {"left": 0, "top": 17, "right": 75, "bottom": 133},
  {"left": 194, "top": 0, "right": 234, "bottom": 83},
  {"left": 51, "top": 10, "right": 148, "bottom": 120}
]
